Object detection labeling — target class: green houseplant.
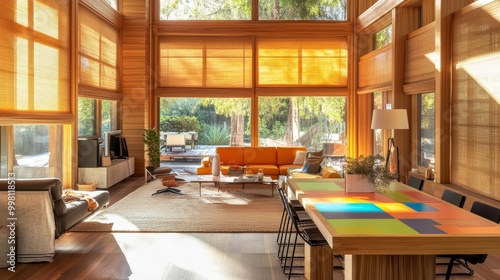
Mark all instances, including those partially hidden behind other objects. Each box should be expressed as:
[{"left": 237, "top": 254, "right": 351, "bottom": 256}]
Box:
[
  {"left": 343, "top": 155, "right": 397, "bottom": 192},
  {"left": 143, "top": 128, "right": 164, "bottom": 168}
]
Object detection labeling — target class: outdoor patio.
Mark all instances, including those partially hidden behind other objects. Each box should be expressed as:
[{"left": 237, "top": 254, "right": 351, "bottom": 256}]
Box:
[{"left": 160, "top": 145, "right": 217, "bottom": 174}]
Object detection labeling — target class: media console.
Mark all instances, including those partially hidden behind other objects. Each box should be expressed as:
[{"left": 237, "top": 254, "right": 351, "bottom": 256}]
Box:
[{"left": 78, "top": 157, "right": 135, "bottom": 189}]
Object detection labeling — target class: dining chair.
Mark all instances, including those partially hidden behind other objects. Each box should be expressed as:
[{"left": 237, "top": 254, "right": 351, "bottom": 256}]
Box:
[
  {"left": 441, "top": 189, "right": 466, "bottom": 208},
  {"left": 438, "top": 201, "right": 500, "bottom": 280},
  {"left": 283, "top": 195, "right": 329, "bottom": 279},
  {"left": 407, "top": 176, "right": 424, "bottom": 191},
  {"left": 276, "top": 181, "right": 314, "bottom": 276},
  {"left": 276, "top": 180, "right": 306, "bottom": 245}
]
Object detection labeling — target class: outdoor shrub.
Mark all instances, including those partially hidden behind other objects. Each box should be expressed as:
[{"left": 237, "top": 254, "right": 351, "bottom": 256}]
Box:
[
  {"left": 199, "top": 124, "right": 230, "bottom": 145},
  {"left": 160, "top": 116, "right": 200, "bottom": 133}
]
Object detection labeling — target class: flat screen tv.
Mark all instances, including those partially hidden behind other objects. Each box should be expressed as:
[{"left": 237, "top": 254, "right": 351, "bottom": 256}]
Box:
[{"left": 104, "top": 130, "right": 128, "bottom": 160}]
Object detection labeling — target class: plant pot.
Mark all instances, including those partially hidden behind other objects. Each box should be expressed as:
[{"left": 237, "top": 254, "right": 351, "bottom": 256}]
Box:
[{"left": 345, "top": 174, "right": 375, "bottom": 192}]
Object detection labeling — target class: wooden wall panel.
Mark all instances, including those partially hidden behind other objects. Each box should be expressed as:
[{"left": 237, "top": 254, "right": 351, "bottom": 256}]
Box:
[{"left": 121, "top": 0, "right": 151, "bottom": 177}]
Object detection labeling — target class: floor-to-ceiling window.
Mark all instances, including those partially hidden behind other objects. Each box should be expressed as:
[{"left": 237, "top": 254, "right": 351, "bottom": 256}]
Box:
[{"left": 0, "top": 0, "right": 71, "bottom": 181}]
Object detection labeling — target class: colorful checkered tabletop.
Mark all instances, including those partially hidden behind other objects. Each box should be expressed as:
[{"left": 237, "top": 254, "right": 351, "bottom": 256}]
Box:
[{"left": 288, "top": 178, "right": 500, "bottom": 253}]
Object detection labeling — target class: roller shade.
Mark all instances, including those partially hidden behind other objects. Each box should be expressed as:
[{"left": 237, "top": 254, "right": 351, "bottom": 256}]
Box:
[{"left": 0, "top": 0, "right": 71, "bottom": 121}]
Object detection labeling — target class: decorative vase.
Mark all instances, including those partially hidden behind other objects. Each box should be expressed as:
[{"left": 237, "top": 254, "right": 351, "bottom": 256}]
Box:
[
  {"left": 212, "top": 154, "right": 220, "bottom": 176},
  {"left": 345, "top": 174, "right": 375, "bottom": 192}
]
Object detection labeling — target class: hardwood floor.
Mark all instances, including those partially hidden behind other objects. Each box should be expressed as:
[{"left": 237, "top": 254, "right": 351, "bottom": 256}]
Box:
[{"left": 1, "top": 176, "right": 499, "bottom": 280}]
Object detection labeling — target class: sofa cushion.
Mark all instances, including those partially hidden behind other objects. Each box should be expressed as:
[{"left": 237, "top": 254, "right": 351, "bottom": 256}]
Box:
[
  {"left": 244, "top": 165, "right": 279, "bottom": 177},
  {"left": 216, "top": 146, "right": 244, "bottom": 166},
  {"left": 244, "top": 147, "right": 277, "bottom": 165},
  {"left": 277, "top": 146, "right": 307, "bottom": 166},
  {"left": 59, "top": 200, "right": 90, "bottom": 234},
  {"left": 292, "top": 151, "right": 307, "bottom": 164}
]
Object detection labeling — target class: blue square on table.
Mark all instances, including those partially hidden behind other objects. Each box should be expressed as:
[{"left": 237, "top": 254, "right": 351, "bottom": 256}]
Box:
[{"left": 404, "top": 202, "right": 438, "bottom": 212}]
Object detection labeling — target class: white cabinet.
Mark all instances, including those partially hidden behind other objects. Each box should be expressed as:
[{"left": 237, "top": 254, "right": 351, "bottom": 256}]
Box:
[{"left": 78, "top": 157, "right": 135, "bottom": 189}]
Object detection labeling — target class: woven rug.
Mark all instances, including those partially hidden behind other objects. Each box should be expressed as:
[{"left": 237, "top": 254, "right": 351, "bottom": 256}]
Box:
[{"left": 71, "top": 180, "right": 282, "bottom": 233}]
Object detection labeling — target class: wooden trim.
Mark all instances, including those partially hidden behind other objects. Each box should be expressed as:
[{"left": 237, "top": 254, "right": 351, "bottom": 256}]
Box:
[
  {"left": 256, "top": 87, "right": 348, "bottom": 96},
  {"left": 357, "top": 85, "right": 392, "bottom": 95},
  {"left": 0, "top": 113, "right": 74, "bottom": 125},
  {"left": 156, "top": 88, "right": 253, "bottom": 98},
  {"left": 78, "top": 85, "right": 122, "bottom": 100},
  {"left": 156, "top": 21, "right": 353, "bottom": 36},
  {"left": 392, "top": 7, "right": 418, "bottom": 183},
  {"left": 356, "top": 0, "right": 404, "bottom": 33},
  {"left": 403, "top": 79, "right": 435, "bottom": 94}
]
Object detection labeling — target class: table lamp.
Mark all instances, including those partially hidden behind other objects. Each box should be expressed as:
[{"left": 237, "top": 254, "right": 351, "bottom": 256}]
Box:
[{"left": 371, "top": 109, "right": 409, "bottom": 181}]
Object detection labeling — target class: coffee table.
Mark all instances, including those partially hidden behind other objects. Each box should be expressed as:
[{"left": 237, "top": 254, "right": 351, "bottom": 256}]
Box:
[{"left": 180, "top": 174, "right": 277, "bottom": 197}]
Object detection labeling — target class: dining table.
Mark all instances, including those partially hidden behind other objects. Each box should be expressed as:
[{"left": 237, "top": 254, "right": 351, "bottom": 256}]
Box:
[{"left": 286, "top": 178, "right": 500, "bottom": 280}]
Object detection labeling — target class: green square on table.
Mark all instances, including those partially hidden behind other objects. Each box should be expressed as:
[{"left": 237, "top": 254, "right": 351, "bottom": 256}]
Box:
[
  {"left": 295, "top": 181, "right": 343, "bottom": 191},
  {"left": 328, "top": 219, "right": 419, "bottom": 235}
]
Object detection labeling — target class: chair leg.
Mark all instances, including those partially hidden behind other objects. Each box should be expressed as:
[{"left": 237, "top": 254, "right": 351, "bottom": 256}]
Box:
[
  {"left": 444, "top": 257, "right": 474, "bottom": 280},
  {"left": 277, "top": 208, "right": 286, "bottom": 244},
  {"left": 287, "top": 232, "right": 299, "bottom": 279}
]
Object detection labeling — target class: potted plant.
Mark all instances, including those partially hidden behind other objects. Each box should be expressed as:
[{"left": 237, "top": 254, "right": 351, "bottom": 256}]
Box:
[
  {"left": 143, "top": 128, "right": 164, "bottom": 169},
  {"left": 343, "top": 155, "right": 397, "bottom": 192}
]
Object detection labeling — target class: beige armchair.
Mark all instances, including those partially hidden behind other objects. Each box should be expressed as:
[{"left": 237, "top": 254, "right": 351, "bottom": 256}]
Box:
[{"left": 165, "top": 134, "right": 186, "bottom": 151}]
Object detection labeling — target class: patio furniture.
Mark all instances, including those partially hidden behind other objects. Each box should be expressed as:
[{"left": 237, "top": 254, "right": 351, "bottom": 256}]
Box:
[{"left": 165, "top": 134, "right": 186, "bottom": 151}]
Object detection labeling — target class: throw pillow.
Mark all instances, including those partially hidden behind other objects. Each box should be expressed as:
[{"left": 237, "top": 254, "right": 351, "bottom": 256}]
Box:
[
  {"left": 306, "top": 150, "right": 323, "bottom": 158},
  {"left": 301, "top": 156, "right": 324, "bottom": 174},
  {"left": 293, "top": 151, "right": 307, "bottom": 165}
]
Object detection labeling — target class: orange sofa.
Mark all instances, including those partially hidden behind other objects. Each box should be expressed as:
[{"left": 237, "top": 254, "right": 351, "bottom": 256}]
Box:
[{"left": 197, "top": 146, "right": 307, "bottom": 179}]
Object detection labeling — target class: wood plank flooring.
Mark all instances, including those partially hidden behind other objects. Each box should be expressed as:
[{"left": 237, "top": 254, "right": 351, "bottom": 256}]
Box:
[{"left": 1, "top": 176, "right": 499, "bottom": 280}]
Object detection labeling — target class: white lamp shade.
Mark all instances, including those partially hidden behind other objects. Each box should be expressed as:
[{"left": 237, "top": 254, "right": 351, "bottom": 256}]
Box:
[{"left": 371, "top": 109, "right": 409, "bottom": 130}]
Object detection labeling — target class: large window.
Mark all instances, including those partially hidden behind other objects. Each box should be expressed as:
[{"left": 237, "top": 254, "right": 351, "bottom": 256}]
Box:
[
  {"left": 0, "top": 125, "right": 65, "bottom": 179},
  {"left": 78, "top": 97, "right": 118, "bottom": 139},
  {"left": 258, "top": 96, "right": 346, "bottom": 152},
  {"left": 159, "top": 98, "right": 251, "bottom": 146},
  {"left": 0, "top": 1, "right": 71, "bottom": 181},
  {"left": 372, "top": 92, "right": 383, "bottom": 155},
  {"left": 159, "top": 0, "right": 347, "bottom": 20},
  {"left": 417, "top": 93, "right": 435, "bottom": 168},
  {"left": 259, "top": 0, "right": 347, "bottom": 20},
  {"left": 374, "top": 25, "right": 392, "bottom": 49}
]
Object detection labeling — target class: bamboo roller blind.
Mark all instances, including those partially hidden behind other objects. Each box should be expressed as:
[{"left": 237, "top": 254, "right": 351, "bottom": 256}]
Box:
[
  {"left": 159, "top": 36, "right": 348, "bottom": 88},
  {"left": 159, "top": 36, "right": 253, "bottom": 88},
  {"left": 404, "top": 23, "right": 435, "bottom": 95},
  {"left": 0, "top": 0, "right": 70, "bottom": 119},
  {"left": 79, "top": 6, "right": 119, "bottom": 93},
  {"left": 358, "top": 44, "right": 392, "bottom": 93},
  {"left": 257, "top": 37, "right": 348, "bottom": 86},
  {"left": 451, "top": 1, "right": 500, "bottom": 200}
]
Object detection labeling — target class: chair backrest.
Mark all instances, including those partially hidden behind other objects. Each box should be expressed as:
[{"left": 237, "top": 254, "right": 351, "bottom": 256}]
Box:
[
  {"left": 441, "top": 189, "right": 466, "bottom": 208},
  {"left": 407, "top": 176, "right": 424, "bottom": 191},
  {"left": 470, "top": 201, "right": 500, "bottom": 223}
]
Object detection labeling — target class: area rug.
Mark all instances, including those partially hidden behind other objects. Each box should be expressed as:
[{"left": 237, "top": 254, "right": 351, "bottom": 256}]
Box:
[{"left": 71, "top": 180, "right": 283, "bottom": 233}]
